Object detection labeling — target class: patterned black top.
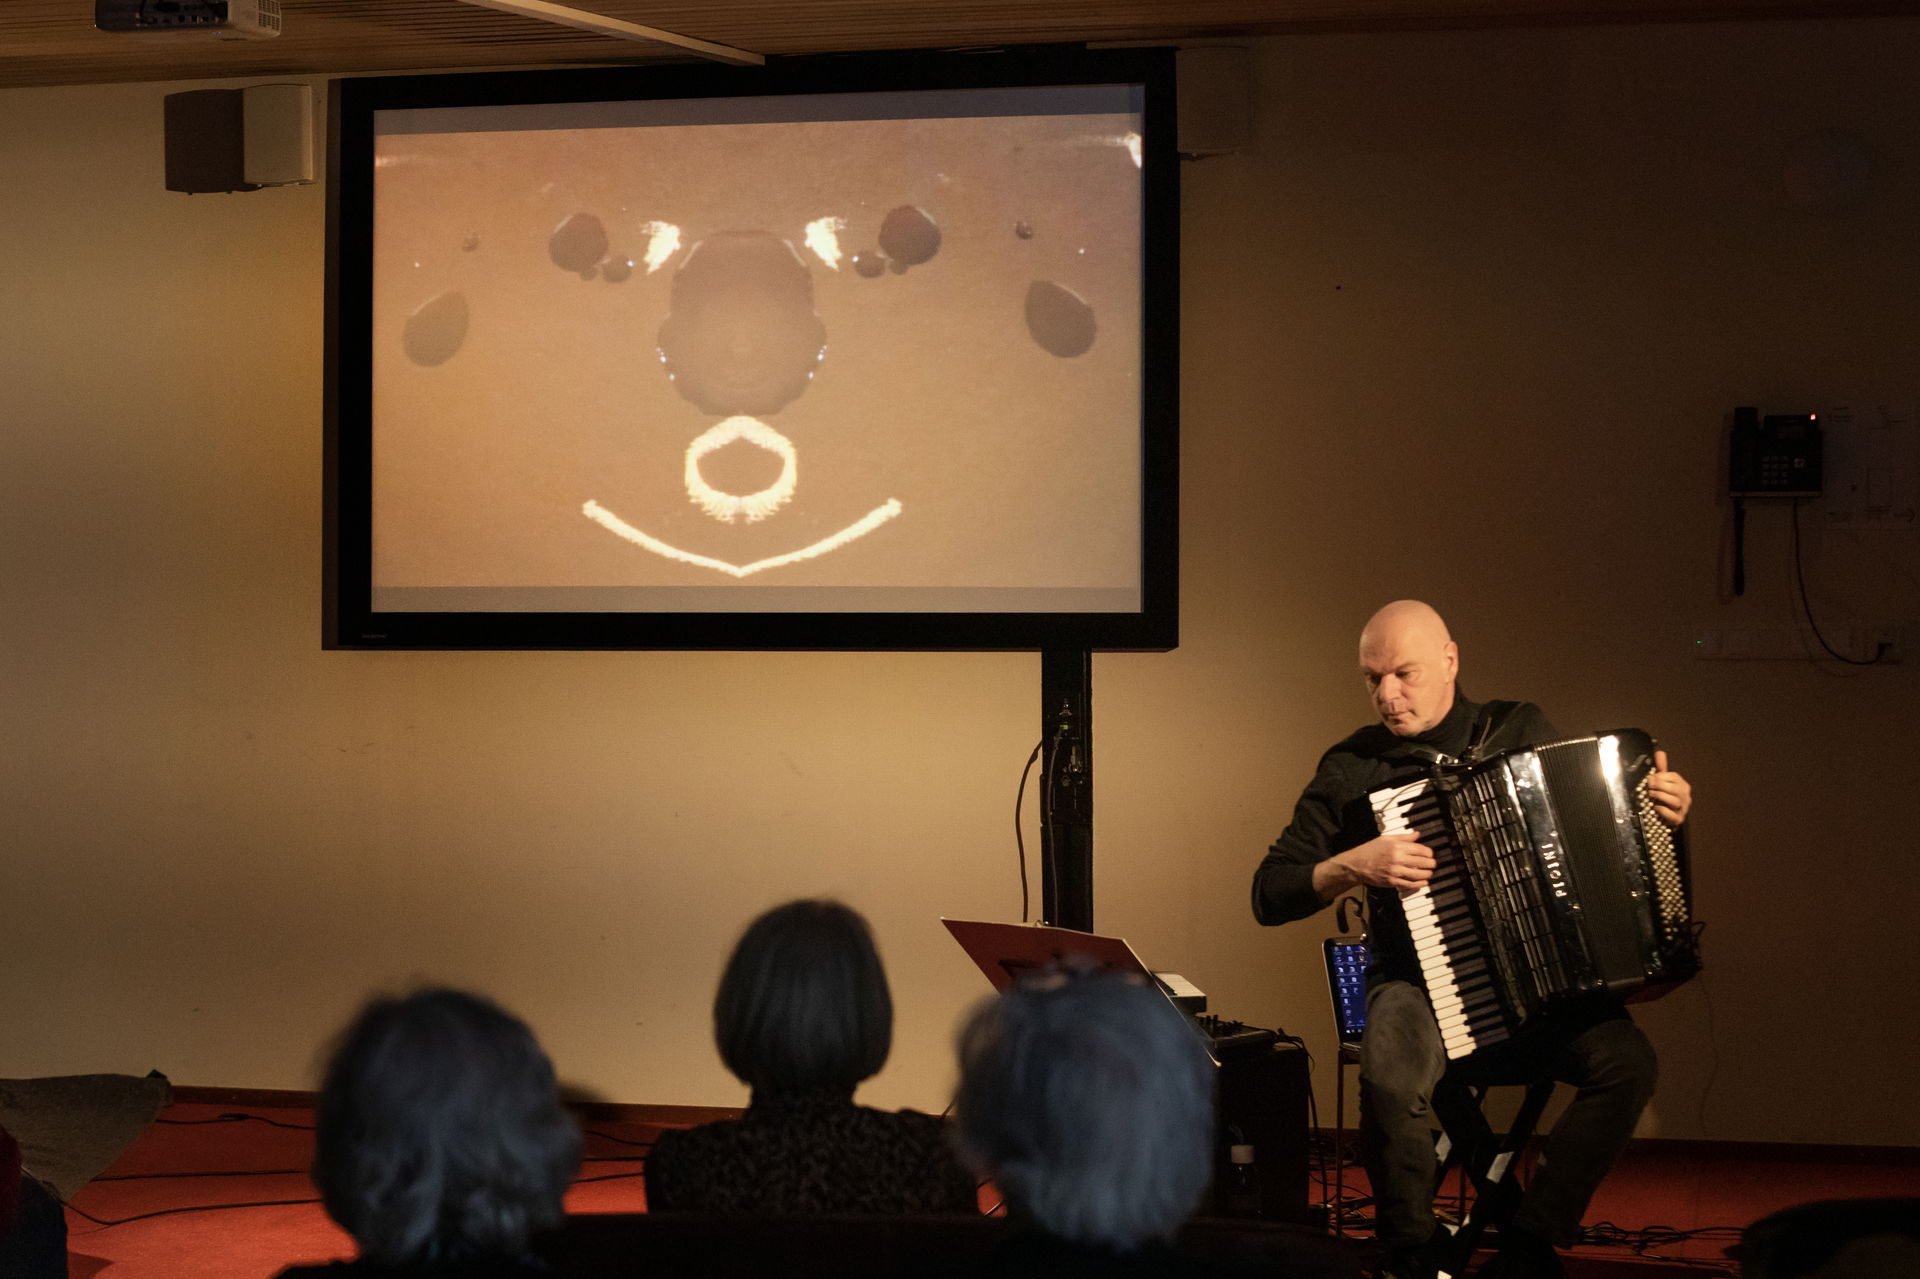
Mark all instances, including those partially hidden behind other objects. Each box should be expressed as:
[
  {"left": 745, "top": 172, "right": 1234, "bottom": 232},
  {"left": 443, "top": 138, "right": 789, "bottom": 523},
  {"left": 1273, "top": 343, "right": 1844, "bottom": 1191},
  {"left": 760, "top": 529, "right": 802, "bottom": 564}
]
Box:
[{"left": 643, "top": 1088, "right": 978, "bottom": 1215}]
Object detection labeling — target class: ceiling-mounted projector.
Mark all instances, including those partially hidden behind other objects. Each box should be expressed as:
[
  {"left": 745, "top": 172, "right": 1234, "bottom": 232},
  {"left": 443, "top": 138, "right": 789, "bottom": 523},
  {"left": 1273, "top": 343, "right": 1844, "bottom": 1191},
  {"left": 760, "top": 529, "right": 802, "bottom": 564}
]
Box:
[{"left": 95, "top": 0, "right": 282, "bottom": 40}]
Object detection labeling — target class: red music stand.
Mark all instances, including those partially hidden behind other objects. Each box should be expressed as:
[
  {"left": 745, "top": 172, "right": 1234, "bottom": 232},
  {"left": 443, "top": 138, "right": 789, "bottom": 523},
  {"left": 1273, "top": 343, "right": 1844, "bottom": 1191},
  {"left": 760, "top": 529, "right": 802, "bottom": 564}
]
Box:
[{"left": 941, "top": 918, "right": 1157, "bottom": 991}]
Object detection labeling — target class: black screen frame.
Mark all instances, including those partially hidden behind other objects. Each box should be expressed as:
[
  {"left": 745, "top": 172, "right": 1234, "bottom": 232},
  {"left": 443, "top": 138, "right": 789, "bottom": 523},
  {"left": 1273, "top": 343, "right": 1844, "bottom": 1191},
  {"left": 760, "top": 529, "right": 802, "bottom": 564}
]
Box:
[{"left": 324, "top": 45, "right": 1179, "bottom": 651}]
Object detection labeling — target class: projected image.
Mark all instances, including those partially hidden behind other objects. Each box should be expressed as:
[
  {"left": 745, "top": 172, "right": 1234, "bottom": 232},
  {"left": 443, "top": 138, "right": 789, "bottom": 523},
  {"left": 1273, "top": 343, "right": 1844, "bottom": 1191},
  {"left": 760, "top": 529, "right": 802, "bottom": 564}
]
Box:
[
  {"left": 370, "top": 90, "right": 1144, "bottom": 613},
  {"left": 582, "top": 226, "right": 903, "bottom": 579}
]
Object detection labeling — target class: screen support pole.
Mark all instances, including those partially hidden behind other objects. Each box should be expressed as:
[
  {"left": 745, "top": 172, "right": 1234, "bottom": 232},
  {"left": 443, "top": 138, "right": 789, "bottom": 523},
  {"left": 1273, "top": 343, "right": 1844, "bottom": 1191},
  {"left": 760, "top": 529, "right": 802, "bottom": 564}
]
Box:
[{"left": 1039, "top": 649, "right": 1093, "bottom": 932}]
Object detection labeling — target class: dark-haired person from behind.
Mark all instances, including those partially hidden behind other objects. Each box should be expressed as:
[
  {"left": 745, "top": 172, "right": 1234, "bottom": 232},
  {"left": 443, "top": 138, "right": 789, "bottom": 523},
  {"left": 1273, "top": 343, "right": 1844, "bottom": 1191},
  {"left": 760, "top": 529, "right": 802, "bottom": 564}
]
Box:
[
  {"left": 278, "top": 987, "right": 582, "bottom": 1278},
  {"left": 644, "top": 899, "right": 977, "bottom": 1214}
]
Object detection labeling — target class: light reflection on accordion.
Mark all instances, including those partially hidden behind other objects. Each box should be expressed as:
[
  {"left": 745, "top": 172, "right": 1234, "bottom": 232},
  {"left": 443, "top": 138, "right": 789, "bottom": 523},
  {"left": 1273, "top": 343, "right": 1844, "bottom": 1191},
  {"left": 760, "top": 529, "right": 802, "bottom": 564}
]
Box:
[{"left": 1369, "top": 729, "right": 1701, "bottom": 1061}]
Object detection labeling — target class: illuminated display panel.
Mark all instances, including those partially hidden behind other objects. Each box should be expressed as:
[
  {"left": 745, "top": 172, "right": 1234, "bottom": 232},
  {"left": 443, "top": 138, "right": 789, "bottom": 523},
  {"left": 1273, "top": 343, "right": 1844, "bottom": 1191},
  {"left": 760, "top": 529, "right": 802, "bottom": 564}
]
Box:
[{"left": 327, "top": 49, "right": 1177, "bottom": 649}]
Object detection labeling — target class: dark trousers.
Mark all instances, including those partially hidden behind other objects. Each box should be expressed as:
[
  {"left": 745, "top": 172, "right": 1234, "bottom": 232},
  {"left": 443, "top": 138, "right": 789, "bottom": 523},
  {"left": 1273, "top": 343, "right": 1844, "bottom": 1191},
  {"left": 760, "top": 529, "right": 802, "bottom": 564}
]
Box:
[{"left": 1359, "top": 980, "right": 1658, "bottom": 1249}]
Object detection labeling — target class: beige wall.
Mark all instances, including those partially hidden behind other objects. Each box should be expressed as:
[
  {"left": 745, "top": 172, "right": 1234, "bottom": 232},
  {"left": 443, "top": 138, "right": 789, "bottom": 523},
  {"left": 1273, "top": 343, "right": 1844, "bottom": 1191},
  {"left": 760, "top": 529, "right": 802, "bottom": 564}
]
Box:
[{"left": 3, "top": 18, "right": 1917, "bottom": 1147}]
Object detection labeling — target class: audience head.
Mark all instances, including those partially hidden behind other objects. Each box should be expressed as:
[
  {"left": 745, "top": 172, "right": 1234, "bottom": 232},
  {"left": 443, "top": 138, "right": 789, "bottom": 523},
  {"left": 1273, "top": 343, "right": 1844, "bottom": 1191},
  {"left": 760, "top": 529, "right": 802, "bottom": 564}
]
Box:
[
  {"left": 1739, "top": 1198, "right": 1920, "bottom": 1279},
  {"left": 714, "top": 899, "right": 893, "bottom": 1096},
  {"left": 951, "top": 971, "right": 1215, "bottom": 1252},
  {"left": 312, "top": 987, "right": 581, "bottom": 1268}
]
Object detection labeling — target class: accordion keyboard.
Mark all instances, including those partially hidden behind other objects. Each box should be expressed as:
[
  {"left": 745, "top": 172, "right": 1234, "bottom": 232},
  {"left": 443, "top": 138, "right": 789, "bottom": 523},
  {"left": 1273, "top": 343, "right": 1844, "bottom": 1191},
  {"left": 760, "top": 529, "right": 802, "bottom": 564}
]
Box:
[{"left": 1372, "top": 778, "right": 1515, "bottom": 1060}]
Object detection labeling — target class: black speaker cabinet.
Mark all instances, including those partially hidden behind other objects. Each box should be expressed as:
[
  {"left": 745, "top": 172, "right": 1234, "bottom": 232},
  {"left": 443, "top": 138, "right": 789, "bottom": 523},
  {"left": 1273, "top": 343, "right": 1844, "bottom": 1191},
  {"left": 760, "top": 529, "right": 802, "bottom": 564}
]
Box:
[{"left": 1211, "top": 1034, "right": 1311, "bottom": 1223}]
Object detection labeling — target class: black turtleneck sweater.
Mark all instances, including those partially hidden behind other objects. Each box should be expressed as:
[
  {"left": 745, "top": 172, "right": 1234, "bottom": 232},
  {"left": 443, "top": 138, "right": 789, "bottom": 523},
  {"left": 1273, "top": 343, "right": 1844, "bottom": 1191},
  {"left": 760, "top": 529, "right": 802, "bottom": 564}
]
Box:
[{"left": 1251, "top": 692, "right": 1555, "bottom": 983}]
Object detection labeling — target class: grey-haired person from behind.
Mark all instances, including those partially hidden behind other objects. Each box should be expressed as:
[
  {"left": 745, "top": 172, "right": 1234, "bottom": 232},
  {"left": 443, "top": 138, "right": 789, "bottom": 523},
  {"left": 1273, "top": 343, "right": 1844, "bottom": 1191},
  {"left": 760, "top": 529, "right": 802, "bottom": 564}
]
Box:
[
  {"left": 948, "top": 971, "right": 1226, "bottom": 1276},
  {"left": 278, "top": 987, "right": 582, "bottom": 1278}
]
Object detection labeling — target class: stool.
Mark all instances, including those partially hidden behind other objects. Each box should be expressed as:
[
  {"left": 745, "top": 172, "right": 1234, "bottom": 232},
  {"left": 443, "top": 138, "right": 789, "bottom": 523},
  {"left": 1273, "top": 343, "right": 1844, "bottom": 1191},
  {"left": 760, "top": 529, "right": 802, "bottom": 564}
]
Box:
[
  {"left": 1431, "top": 1076, "right": 1558, "bottom": 1274},
  {"left": 1328, "top": 1051, "right": 1554, "bottom": 1249}
]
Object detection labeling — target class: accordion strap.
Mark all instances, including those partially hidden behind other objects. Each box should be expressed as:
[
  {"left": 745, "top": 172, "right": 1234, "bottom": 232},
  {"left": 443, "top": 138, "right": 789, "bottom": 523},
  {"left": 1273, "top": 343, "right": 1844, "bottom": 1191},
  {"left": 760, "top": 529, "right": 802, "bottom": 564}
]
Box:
[{"left": 1466, "top": 699, "right": 1530, "bottom": 762}]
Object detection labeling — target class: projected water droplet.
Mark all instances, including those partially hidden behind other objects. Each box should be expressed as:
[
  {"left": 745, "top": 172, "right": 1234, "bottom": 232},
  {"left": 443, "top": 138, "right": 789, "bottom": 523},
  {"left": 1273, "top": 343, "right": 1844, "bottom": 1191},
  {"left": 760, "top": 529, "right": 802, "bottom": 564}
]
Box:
[
  {"left": 878, "top": 205, "right": 940, "bottom": 268},
  {"left": 403, "top": 290, "right": 469, "bottom": 367},
  {"left": 602, "top": 255, "right": 633, "bottom": 283},
  {"left": 549, "top": 212, "right": 608, "bottom": 274},
  {"left": 888, "top": 259, "right": 909, "bottom": 276},
  {"left": 1014, "top": 221, "right": 1034, "bottom": 240},
  {"left": 462, "top": 233, "right": 480, "bottom": 251},
  {"left": 1025, "top": 281, "right": 1096, "bottom": 358},
  {"left": 850, "top": 250, "right": 887, "bottom": 278}
]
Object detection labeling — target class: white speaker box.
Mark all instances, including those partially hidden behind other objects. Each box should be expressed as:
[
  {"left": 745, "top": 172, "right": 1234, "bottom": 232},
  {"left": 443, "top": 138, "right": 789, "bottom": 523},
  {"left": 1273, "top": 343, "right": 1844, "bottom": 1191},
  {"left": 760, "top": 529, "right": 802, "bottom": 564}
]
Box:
[{"left": 242, "top": 83, "right": 314, "bottom": 187}]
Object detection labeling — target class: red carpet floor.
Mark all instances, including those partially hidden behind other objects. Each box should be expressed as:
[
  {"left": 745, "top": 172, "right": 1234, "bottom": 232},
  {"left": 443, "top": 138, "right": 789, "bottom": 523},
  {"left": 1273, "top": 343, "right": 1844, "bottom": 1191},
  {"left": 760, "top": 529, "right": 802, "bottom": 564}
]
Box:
[
  {"left": 63, "top": 1102, "right": 657, "bottom": 1279},
  {"left": 1319, "top": 1140, "right": 1920, "bottom": 1276},
  {"left": 60, "top": 1102, "right": 1920, "bottom": 1277}
]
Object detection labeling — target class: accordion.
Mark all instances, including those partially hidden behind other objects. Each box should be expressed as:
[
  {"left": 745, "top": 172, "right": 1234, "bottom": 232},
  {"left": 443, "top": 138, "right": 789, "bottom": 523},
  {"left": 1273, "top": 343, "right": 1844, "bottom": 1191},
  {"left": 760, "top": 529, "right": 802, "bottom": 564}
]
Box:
[{"left": 1368, "top": 729, "right": 1700, "bottom": 1061}]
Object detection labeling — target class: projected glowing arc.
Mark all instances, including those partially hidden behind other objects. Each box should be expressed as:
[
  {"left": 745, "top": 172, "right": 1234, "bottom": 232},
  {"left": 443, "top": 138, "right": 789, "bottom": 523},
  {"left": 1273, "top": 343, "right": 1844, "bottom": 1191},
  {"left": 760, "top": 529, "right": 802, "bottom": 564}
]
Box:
[{"left": 583, "top": 499, "right": 904, "bottom": 578}]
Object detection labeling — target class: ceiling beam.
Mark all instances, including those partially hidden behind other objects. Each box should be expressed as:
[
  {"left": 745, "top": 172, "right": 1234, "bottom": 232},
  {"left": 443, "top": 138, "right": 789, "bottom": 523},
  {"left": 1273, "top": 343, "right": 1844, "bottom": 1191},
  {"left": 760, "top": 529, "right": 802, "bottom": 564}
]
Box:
[{"left": 449, "top": 0, "right": 765, "bottom": 66}]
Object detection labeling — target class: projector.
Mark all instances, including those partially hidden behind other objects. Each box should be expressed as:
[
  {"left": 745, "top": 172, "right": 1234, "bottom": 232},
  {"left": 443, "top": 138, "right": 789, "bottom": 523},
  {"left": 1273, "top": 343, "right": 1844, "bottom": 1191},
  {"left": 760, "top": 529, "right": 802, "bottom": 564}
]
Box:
[{"left": 95, "top": 0, "right": 282, "bottom": 40}]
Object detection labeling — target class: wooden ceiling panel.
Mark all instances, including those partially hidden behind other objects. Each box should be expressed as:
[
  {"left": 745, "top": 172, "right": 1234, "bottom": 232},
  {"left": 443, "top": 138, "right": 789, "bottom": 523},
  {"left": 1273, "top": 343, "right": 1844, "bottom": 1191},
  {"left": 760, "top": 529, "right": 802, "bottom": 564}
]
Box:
[{"left": 0, "top": 0, "right": 1914, "bottom": 89}]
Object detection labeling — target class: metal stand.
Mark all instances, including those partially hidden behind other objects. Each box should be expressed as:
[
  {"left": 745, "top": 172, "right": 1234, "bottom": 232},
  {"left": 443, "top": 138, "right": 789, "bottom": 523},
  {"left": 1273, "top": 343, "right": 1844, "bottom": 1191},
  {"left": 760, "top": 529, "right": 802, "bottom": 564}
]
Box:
[{"left": 1330, "top": 1043, "right": 1361, "bottom": 1236}]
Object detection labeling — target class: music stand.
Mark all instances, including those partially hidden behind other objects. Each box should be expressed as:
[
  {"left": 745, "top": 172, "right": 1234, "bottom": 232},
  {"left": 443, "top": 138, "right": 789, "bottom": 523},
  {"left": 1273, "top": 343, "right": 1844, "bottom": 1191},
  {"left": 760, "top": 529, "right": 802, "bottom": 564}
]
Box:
[
  {"left": 941, "top": 918, "right": 1157, "bottom": 992},
  {"left": 941, "top": 918, "right": 1218, "bottom": 1056}
]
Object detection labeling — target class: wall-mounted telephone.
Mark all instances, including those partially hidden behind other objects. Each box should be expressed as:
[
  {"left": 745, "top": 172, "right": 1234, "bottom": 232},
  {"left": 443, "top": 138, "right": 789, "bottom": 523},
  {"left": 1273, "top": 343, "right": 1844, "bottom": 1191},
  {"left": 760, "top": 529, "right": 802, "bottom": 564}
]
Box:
[{"left": 1730, "top": 406, "right": 1823, "bottom": 497}]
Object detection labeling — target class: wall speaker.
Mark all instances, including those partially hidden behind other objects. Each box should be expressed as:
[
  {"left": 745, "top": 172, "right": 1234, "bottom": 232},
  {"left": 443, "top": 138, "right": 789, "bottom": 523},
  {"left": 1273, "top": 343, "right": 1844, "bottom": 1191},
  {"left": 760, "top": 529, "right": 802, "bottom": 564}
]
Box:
[{"left": 242, "top": 83, "right": 314, "bottom": 187}]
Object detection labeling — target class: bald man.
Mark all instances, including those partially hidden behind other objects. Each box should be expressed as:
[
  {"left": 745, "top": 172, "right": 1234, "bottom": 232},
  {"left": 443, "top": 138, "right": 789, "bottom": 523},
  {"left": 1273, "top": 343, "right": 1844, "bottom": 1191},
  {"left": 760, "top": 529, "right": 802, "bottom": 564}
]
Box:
[{"left": 1253, "top": 601, "right": 1691, "bottom": 1279}]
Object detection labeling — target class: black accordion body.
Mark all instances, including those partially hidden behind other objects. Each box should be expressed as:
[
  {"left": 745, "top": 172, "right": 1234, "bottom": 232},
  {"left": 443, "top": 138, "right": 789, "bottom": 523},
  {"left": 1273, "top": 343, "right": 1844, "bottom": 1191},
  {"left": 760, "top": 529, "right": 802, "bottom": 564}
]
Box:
[{"left": 1368, "top": 729, "right": 1700, "bottom": 1061}]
